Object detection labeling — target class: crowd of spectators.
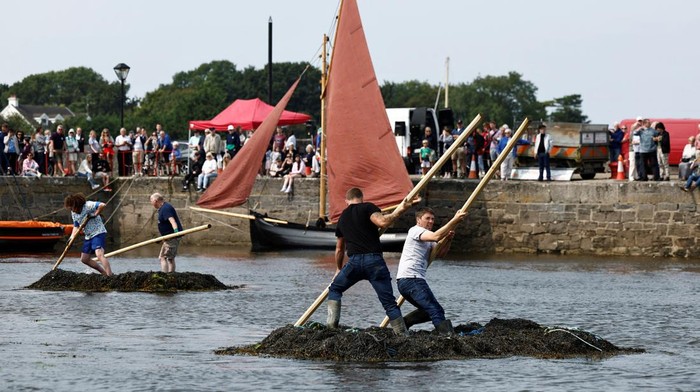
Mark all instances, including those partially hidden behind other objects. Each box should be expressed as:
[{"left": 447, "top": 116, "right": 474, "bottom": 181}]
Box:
[
  {"left": 9, "top": 118, "right": 695, "bottom": 189},
  {"left": 612, "top": 117, "right": 673, "bottom": 182}
]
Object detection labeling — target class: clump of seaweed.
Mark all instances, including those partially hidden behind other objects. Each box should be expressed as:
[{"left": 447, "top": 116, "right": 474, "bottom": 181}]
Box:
[
  {"left": 28, "top": 269, "right": 236, "bottom": 292},
  {"left": 216, "top": 318, "right": 643, "bottom": 362}
]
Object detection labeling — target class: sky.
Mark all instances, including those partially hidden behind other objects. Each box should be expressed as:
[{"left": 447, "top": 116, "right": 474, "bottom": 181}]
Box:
[{"left": 3, "top": 0, "right": 699, "bottom": 124}]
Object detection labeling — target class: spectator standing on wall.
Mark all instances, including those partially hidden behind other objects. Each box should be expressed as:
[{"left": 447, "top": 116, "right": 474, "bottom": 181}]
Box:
[
  {"left": 533, "top": 123, "right": 552, "bottom": 181},
  {"left": 132, "top": 127, "right": 146, "bottom": 176},
  {"left": 451, "top": 120, "right": 466, "bottom": 178},
  {"left": 114, "top": 127, "right": 133, "bottom": 176},
  {"left": 636, "top": 118, "right": 660, "bottom": 181},
  {"left": 75, "top": 127, "right": 85, "bottom": 163},
  {"left": 609, "top": 123, "right": 624, "bottom": 162},
  {"left": 655, "top": 122, "right": 670, "bottom": 181},
  {"left": 32, "top": 128, "right": 45, "bottom": 174},
  {"left": 49, "top": 125, "right": 66, "bottom": 176},
  {"left": 3, "top": 128, "right": 20, "bottom": 175},
  {"left": 157, "top": 128, "right": 172, "bottom": 167},
  {"left": 0, "top": 123, "right": 8, "bottom": 174},
  {"left": 65, "top": 129, "right": 79, "bottom": 175},
  {"left": 438, "top": 126, "right": 453, "bottom": 178}
]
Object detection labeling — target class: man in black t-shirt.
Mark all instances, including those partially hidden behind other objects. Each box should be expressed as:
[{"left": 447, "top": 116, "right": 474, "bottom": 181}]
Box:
[
  {"left": 327, "top": 187, "right": 411, "bottom": 336},
  {"left": 49, "top": 125, "right": 66, "bottom": 176}
]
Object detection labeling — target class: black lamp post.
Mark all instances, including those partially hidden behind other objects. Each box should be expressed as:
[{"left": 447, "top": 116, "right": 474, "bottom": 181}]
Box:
[{"left": 113, "top": 63, "right": 130, "bottom": 128}]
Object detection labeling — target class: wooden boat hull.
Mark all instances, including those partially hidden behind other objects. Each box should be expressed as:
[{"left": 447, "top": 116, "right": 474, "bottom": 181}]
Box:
[
  {"left": 0, "top": 221, "right": 72, "bottom": 252},
  {"left": 249, "top": 211, "right": 406, "bottom": 252}
]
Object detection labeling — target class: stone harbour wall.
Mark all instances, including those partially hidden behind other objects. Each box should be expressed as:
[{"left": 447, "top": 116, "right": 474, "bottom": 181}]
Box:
[{"left": 1, "top": 175, "right": 698, "bottom": 258}]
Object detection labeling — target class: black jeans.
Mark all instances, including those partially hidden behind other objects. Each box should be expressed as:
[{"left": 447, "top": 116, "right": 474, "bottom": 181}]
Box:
[{"left": 639, "top": 151, "right": 660, "bottom": 180}]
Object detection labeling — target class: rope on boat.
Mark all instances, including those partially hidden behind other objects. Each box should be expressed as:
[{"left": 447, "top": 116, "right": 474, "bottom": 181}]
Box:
[{"left": 544, "top": 327, "right": 602, "bottom": 352}]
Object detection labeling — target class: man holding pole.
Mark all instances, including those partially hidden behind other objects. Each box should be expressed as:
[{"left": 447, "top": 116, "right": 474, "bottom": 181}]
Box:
[
  {"left": 327, "top": 187, "right": 411, "bottom": 336},
  {"left": 396, "top": 207, "right": 465, "bottom": 334},
  {"left": 64, "top": 193, "right": 113, "bottom": 276},
  {"left": 150, "top": 192, "right": 183, "bottom": 273}
]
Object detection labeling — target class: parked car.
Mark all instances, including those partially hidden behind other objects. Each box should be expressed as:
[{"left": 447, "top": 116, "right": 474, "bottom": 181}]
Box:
[{"left": 174, "top": 141, "right": 190, "bottom": 175}]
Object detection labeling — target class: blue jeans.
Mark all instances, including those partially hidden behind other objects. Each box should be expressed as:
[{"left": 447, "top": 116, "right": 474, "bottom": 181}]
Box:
[
  {"left": 537, "top": 152, "right": 551, "bottom": 180},
  {"left": 397, "top": 278, "right": 445, "bottom": 326},
  {"left": 685, "top": 173, "right": 700, "bottom": 189},
  {"left": 328, "top": 253, "right": 402, "bottom": 321}
]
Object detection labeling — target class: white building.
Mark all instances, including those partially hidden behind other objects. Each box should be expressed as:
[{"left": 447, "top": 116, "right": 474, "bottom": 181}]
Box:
[{"left": 0, "top": 95, "right": 74, "bottom": 128}]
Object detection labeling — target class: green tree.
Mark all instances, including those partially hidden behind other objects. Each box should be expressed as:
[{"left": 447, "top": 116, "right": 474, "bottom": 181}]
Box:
[
  {"left": 545, "top": 94, "right": 589, "bottom": 123},
  {"left": 381, "top": 80, "right": 438, "bottom": 108},
  {"left": 1, "top": 67, "right": 128, "bottom": 118},
  {"left": 454, "top": 72, "right": 546, "bottom": 126},
  {"left": 133, "top": 60, "right": 321, "bottom": 139}
]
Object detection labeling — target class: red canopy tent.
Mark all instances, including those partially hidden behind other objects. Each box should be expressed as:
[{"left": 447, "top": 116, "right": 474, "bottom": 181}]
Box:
[{"left": 189, "top": 98, "right": 312, "bottom": 131}]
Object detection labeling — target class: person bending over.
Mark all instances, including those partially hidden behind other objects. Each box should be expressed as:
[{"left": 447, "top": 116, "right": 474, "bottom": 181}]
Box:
[
  {"left": 396, "top": 207, "right": 466, "bottom": 334},
  {"left": 64, "top": 193, "right": 113, "bottom": 276}
]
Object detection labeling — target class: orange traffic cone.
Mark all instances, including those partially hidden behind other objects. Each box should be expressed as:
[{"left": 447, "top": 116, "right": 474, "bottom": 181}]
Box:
[
  {"left": 615, "top": 155, "right": 625, "bottom": 181},
  {"left": 468, "top": 154, "right": 479, "bottom": 179}
]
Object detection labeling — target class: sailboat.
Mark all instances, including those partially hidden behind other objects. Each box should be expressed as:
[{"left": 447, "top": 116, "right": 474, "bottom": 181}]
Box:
[{"left": 195, "top": 0, "right": 413, "bottom": 251}]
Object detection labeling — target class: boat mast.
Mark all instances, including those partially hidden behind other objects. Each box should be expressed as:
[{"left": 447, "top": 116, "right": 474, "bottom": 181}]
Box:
[
  {"left": 319, "top": 33, "right": 329, "bottom": 219},
  {"left": 444, "top": 56, "right": 450, "bottom": 108}
]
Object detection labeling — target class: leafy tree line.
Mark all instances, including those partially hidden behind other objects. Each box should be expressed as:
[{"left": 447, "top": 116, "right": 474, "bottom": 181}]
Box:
[{"left": 0, "top": 62, "right": 587, "bottom": 138}]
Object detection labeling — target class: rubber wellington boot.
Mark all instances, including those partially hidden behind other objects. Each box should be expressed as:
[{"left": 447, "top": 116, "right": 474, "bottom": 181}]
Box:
[
  {"left": 403, "top": 309, "right": 431, "bottom": 329},
  {"left": 389, "top": 317, "right": 409, "bottom": 336},
  {"left": 326, "top": 300, "right": 341, "bottom": 329},
  {"left": 435, "top": 319, "right": 454, "bottom": 335}
]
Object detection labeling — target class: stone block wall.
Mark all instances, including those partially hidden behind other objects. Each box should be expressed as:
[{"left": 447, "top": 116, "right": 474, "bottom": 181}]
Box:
[{"left": 2, "top": 175, "right": 698, "bottom": 257}]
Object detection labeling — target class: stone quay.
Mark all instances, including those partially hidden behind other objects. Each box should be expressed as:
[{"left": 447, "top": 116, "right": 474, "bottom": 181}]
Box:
[{"left": 1, "top": 176, "right": 698, "bottom": 258}]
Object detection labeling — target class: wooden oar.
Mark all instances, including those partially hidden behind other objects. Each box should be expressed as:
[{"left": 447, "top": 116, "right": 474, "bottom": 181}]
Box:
[
  {"left": 292, "top": 115, "right": 483, "bottom": 327},
  {"left": 189, "top": 206, "right": 288, "bottom": 224},
  {"left": 52, "top": 216, "right": 90, "bottom": 271},
  {"left": 378, "top": 118, "right": 531, "bottom": 327},
  {"left": 90, "top": 224, "right": 212, "bottom": 261}
]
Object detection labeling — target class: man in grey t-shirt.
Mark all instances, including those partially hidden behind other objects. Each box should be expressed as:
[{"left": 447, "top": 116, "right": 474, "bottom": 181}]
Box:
[{"left": 396, "top": 207, "right": 465, "bottom": 334}]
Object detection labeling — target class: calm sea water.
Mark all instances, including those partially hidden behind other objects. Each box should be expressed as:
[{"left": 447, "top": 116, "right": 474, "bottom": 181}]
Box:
[{"left": 0, "top": 247, "right": 697, "bottom": 392}]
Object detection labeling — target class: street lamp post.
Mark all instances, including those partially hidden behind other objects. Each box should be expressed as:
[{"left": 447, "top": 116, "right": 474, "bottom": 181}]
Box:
[{"left": 113, "top": 63, "right": 130, "bottom": 128}]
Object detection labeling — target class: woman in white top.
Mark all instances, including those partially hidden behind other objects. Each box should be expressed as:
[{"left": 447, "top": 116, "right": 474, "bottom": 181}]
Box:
[
  {"left": 679, "top": 136, "right": 697, "bottom": 180},
  {"left": 88, "top": 130, "right": 102, "bottom": 172},
  {"left": 280, "top": 154, "right": 306, "bottom": 193},
  {"left": 197, "top": 152, "right": 218, "bottom": 191}
]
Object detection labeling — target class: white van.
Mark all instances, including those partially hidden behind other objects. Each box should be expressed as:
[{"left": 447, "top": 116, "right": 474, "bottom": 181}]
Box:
[{"left": 386, "top": 107, "right": 453, "bottom": 173}]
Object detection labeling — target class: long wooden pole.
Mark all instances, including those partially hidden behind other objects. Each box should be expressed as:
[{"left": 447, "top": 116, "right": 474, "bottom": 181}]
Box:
[
  {"left": 292, "top": 114, "right": 483, "bottom": 327},
  {"left": 378, "top": 118, "right": 531, "bottom": 327},
  {"left": 52, "top": 217, "right": 90, "bottom": 270},
  {"left": 90, "top": 224, "right": 212, "bottom": 261},
  {"left": 189, "top": 207, "right": 288, "bottom": 224},
  {"left": 319, "top": 34, "right": 329, "bottom": 219}
]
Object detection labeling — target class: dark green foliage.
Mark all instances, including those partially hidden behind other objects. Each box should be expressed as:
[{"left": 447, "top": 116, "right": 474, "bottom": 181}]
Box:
[
  {"left": 2, "top": 64, "right": 586, "bottom": 139},
  {"left": 545, "top": 94, "right": 589, "bottom": 123}
]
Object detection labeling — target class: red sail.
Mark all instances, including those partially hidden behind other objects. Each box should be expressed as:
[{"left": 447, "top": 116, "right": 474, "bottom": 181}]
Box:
[
  {"left": 325, "top": 0, "right": 413, "bottom": 222},
  {"left": 196, "top": 78, "right": 303, "bottom": 209}
]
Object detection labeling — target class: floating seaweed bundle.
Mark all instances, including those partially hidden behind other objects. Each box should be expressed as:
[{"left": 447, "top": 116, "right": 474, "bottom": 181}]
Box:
[
  {"left": 28, "top": 269, "right": 233, "bottom": 292},
  {"left": 218, "top": 318, "right": 643, "bottom": 362}
]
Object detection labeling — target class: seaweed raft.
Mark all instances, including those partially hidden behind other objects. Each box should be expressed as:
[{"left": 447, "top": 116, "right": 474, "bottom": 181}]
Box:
[
  {"left": 28, "top": 269, "right": 235, "bottom": 292},
  {"left": 218, "top": 318, "right": 643, "bottom": 362}
]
